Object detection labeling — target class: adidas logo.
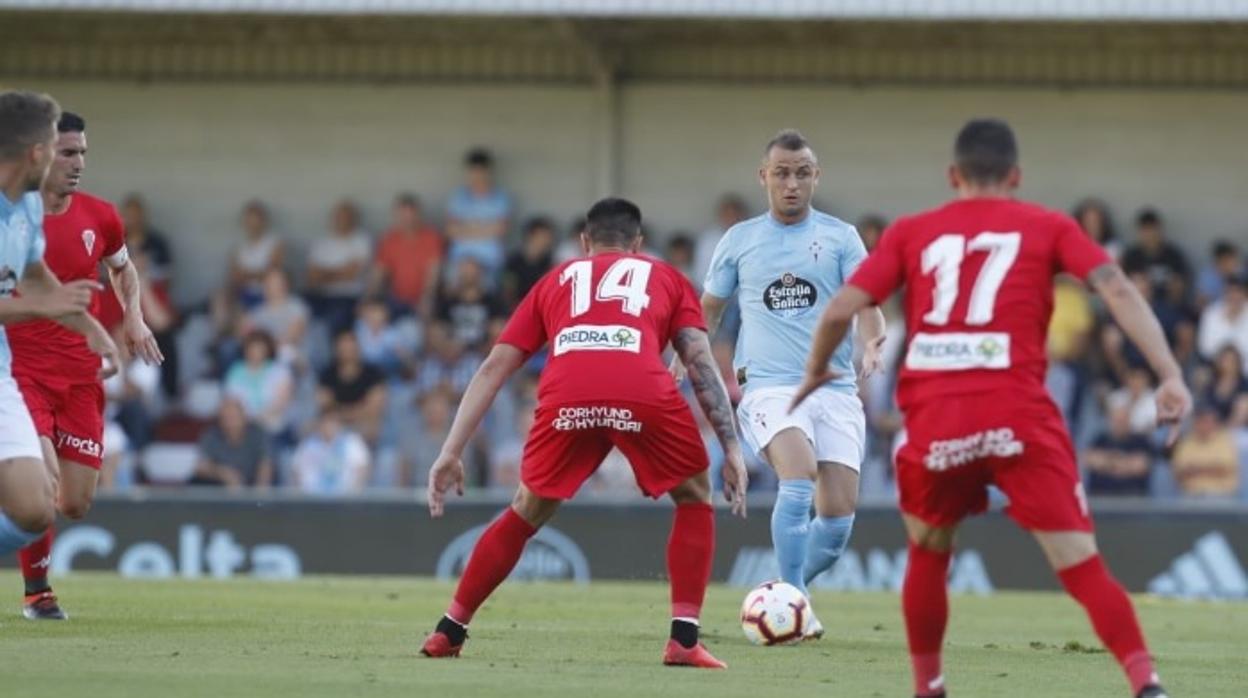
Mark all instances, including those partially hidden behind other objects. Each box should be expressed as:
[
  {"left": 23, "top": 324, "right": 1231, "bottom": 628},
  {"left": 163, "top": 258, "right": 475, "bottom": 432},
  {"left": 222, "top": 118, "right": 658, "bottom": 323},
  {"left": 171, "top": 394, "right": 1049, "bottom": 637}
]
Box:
[{"left": 1148, "top": 531, "right": 1247, "bottom": 600}]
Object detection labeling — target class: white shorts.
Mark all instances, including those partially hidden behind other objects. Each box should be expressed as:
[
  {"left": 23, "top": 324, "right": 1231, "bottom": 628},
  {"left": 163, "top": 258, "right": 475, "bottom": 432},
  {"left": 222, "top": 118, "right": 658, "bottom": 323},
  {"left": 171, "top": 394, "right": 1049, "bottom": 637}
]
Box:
[
  {"left": 737, "top": 386, "right": 866, "bottom": 472},
  {"left": 0, "top": 375, "right": 43, "bottom": 462}
]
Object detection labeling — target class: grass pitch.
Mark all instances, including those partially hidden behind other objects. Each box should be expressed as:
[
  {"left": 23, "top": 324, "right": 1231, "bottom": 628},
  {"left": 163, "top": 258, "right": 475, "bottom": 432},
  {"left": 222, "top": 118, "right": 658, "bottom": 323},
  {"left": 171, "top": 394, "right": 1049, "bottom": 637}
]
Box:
[{"left": 0, "top": 574, "right": 1243, "bottom": 697}]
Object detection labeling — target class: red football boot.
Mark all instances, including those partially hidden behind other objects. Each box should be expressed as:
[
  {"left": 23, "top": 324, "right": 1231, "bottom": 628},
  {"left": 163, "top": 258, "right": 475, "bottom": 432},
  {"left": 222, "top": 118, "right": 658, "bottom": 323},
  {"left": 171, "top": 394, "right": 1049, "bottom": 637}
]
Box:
[
  {"left": 662, "top": 639, "right": 727, "bottom": 669},
  {"left": 420, "top": 631, "right": 463, "bottom": 658}
]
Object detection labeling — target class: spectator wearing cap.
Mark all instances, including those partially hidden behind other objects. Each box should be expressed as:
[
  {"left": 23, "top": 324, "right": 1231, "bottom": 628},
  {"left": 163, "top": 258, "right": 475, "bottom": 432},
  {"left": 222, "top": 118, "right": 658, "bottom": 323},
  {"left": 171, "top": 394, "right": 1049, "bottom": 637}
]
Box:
[
  {"left": 1195, "top": 239, "right": 1244, "bottom": 309},
  {"left": 501, "top": 217, "right": 557, "bottom": 310},
  {"left": 1121, "top": 208, "right": 1191, "bottom": 306},
  {"left": 370, "top": 193, "right": 444, "bottom": 316},
  {"left": 1082, "top": 401, "right": 1155, "bottom": 497},
  {"left": 1197, "top": 274, "right": 1248, "bottom": 371},
  {"left": 445, "top": 147, "right": 512, "bottom": 275},
  {"left": 1171, "top": 404, "right": 1240, "bottom": 498}
]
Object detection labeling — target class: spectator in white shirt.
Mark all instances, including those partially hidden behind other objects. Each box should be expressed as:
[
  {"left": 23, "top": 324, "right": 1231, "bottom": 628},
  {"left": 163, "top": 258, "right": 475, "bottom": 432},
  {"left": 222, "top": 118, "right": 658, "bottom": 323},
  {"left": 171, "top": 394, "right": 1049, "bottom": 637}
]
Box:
[
  {"left": 1198, "top": 275, "right": 1248, "bottom": 371},
  {"left": 227, "top": 199, "right": 285, "bottom": 309},
  {"left": 292, "top": 408, "right": 371, "bottom": 495},
  {"left": 306, "top": 199, "right": 372, "bottom": 333}
]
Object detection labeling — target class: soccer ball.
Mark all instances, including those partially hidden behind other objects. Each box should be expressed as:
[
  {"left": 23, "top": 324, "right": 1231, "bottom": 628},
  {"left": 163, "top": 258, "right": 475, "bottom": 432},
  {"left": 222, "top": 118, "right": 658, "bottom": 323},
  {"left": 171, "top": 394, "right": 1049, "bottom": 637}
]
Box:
[{"left": 740, "top": 580, "right": 810, "bottom": 645}]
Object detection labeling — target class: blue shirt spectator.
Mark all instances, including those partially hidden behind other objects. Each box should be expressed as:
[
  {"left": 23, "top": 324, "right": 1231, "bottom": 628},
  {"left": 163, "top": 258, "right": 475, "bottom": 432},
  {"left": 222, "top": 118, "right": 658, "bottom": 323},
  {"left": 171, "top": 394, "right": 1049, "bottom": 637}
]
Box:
[{"left": 445, "top": 147, "right": 511, "bottom": 274}]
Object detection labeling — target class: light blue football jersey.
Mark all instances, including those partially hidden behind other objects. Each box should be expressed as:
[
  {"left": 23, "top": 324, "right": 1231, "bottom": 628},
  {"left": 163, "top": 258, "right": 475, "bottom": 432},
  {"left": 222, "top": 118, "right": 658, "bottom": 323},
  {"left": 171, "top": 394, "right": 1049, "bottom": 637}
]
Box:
[
  {"left": 704, "top": 209, "right": 866, "bottom": 395},
  {"left": 0, "top": 191, "right": 48, "bottom": 377}
]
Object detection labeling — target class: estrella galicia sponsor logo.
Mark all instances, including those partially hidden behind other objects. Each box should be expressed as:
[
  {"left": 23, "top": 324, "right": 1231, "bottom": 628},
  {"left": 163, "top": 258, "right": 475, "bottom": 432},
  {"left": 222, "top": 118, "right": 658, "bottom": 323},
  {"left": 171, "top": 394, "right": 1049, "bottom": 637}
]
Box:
[
  {"left": 0, "top": 266, "right": 16, "bottom": 297},
  {"left": 437, "top": 524, "right": 591, "bottom": 583},
  {"left": 551, "top": 406, "right": 643, "bottom": 433},
  {"left": 763, "top": 273, "right": 817, "bottom": 316},
  {"left": 906, "top": 332, "right": 1012, "bottom": 371},
  {"left": 553, "top": 324, "right": 641, "bottom": 356}
]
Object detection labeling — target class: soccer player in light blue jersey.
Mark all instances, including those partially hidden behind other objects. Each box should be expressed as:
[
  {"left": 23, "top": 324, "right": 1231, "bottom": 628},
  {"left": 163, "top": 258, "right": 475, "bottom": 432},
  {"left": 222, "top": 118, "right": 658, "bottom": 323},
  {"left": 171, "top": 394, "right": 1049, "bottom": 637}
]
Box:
[
  {"left": 0, "top": 91, "right": 110, "bottom": 560},
  {"left": 688, "top": 129, "right": 885, "bottom": 637}
]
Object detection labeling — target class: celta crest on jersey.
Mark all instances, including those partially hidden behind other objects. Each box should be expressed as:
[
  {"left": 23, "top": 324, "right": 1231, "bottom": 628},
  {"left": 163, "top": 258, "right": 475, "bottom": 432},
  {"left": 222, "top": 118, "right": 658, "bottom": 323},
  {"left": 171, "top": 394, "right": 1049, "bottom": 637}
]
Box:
[{"left": 764, "top": 273, "right": 817, "bottom": 316}]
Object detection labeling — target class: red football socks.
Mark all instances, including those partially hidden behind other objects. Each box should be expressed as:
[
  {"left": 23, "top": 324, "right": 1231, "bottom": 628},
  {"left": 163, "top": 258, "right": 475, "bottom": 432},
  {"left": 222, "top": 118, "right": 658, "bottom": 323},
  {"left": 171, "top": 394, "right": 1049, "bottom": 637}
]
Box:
[
  {"left": 667, "top": 502, "right": 715, "bottom": 620},
  {"left": 1058, "top": 554, "right": 1157, "bottom": 695},
  {"left": 19, "top": 525, "right": 54, "bottom": 594},
  {"left": 446, "top": 507, "right": 536, "bottom": 625},
  {"left": 903, "top": 542, "right": 951, "bottom": 698}
]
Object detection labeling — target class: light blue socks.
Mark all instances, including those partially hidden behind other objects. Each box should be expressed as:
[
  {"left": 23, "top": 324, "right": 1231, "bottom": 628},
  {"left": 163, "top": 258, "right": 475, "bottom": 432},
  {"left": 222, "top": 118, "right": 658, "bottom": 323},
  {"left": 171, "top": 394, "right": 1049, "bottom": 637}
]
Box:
[
  {"left": 0, "top": 512, "right": 41, "bottom": 557},
  {"left": 803, "top": 514, "right": 856, "bottom": 587},
  {"left": 772, "top": 479, "right": 815, "bottom": 596}
]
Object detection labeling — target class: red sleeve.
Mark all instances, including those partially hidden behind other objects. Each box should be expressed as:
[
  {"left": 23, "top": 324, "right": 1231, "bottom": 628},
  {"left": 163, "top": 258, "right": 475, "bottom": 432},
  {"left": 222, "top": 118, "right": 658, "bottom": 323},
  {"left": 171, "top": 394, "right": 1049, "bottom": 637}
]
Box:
[
  {"left": 1053, "top": 214, "right": 1112, "bottom": 281},
  {"left": 666, "top": 266, "right": 707, "bottom": 338},
  {"left": 849, "top": 220, "right": 907, "bottom": 303},
  {"left": 100, "top": 199, "right": 126, "bottom": 258},
  {"left": 497, "top": 275, "right": 548, "bottom": 353}
]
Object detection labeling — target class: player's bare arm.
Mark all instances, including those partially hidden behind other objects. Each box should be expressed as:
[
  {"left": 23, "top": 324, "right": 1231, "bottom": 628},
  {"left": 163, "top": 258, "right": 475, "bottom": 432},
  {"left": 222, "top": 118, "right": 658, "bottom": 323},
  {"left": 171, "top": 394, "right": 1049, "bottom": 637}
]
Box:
[
  {"left": 109, "top": 256, "right": 164, "bottom": 365},
  {"left": 855, "top": 306, "right": 887, "bottom": 380},
  {"left": 19, "top": 259, "right": 119, "bottom": 378},
  {"left": 1, "top": 260, "right": 96, "bottom": 324},
  {"left": 790, "top": 285, "right": 875, "bottom": 412},
  {"left": 426, "top": 343, "right": 528, "bottom": 517},
  {"left": 669, "top": 292, "right": 728, "bottom": 380},
  {"left": 1087, "top": 262, "right": 1193, "bottom": 444},
  {"left": 671, "top": 325, "right": 748, "bottom": 517}
]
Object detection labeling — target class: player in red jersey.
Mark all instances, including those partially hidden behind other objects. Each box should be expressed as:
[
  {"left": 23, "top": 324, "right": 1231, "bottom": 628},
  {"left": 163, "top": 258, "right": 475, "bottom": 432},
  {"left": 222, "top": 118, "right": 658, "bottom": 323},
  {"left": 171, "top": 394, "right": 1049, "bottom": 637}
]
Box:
[
  {"left": 421, "top": 198, "right": 747, "bottom": 667},
  {"left": 9, "top": 112, "right": 163, "bottom": 620},
  {"left": 792, "top": 120, "right": 1189, "bottom": 698}
]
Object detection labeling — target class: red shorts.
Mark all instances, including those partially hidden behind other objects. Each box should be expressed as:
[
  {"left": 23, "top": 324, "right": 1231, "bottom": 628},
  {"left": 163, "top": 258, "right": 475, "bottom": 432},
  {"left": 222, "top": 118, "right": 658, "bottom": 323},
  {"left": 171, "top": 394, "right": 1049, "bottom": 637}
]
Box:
[
  {"left": 15, "top": 372, "right": 105, "bottom": 470},
  {"left": 521, "top": 400, "right": 710, "bottom": 500},
  {"left": 896, "top": 390, "right": 1091, "bottom": 532}
]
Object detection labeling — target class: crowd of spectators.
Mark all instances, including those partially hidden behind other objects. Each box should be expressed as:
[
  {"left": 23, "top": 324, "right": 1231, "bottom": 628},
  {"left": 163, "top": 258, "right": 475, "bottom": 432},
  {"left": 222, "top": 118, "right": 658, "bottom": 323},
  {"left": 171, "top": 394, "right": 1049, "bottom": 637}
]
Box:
[{"left": 90, "top": 149, "right": 1248, "bottom": 501}]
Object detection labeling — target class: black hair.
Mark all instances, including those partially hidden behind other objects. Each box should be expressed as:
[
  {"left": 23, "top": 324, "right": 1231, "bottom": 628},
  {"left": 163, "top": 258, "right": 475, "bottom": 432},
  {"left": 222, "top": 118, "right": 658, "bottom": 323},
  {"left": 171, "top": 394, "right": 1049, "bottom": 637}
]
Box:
[
  {"left": 856, "top": 213, "right": 888, "bottom": 233},
  {"left": 667, "top": 234, "right": 695, "bottom": 253},
  {"left": 57, "top": 111, "right": 85, "bottom": 133},
  {"left": 718, "top": 193, "right": 748, "bottom": 215},
  {"left": 465, "top": 147, "right": 493, "bottom": 168},
  {"left": 394, "top": 192, "right": 421, "bottom": 209},
  {"left": 242, "top": 329, "right": 277, "bottom": 361},
  {"left": 0, "top": 91, "right": 61, "bottom": 160},
  {"left": 523, "top": 216, "right": 556, "bottom": 237},
  {"left": 1211, "top": 239, "right": 1238, "bottom": 259},
  {"left": 764, "top": 129, "right": 810, "bottom": 155},
  {"left": 1070, "top": 198, "right": 1118, "bottom": 242},
  {"left": 953, "top": 118, "right": 1018, "bottom": 185},
  {"left": 1136, "top": 208, "right": 1162, "bottom": 228},
  {"left": 585, "top": 197, "right": 642, "bottom": 248}
]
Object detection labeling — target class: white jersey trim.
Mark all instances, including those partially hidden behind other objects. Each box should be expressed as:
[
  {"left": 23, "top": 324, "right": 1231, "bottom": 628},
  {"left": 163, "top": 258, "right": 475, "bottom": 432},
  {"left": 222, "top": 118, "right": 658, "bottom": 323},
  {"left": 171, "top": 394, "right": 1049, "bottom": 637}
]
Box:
[{"left": 104, "top": 244, "right": 130, "bottom": 269}]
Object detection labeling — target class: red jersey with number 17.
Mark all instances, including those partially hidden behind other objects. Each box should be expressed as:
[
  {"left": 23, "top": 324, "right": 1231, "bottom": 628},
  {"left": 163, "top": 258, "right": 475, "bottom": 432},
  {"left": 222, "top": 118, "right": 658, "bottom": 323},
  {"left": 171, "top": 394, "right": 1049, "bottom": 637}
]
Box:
[
  {"left": 849, "top": 197, "right": 1110, "bottom": 409},
  {"left": 9, "top": 191, "right": 128, "bottom": 384},
  {"left": 498, "top": 252, "right": 706, "bottom": 407}
]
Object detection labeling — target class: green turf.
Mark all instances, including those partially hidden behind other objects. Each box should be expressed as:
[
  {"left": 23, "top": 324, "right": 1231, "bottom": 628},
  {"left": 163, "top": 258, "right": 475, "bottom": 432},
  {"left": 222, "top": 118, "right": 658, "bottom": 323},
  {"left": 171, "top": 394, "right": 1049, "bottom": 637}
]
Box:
[{"left": 0, "top": 574, "right": 1243, "bottom": 697}]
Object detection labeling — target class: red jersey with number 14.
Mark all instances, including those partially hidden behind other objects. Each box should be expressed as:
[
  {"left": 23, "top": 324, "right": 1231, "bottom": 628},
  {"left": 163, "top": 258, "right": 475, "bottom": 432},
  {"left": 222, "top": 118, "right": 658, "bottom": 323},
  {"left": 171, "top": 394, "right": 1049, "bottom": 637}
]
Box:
[
  {"left": 499, "top": 252, "right": 706, "bottom": 407},
  {"left": 849, "top": 197, "right": 1110, "bottom": 409},
  {"left": 9, "top": 191, "right": 128, "bottom": 384}
]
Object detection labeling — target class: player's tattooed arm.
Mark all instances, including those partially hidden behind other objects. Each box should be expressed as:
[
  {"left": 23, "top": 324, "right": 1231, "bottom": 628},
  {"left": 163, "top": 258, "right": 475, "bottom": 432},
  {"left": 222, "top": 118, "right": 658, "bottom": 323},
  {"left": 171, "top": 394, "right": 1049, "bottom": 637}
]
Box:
[
  {"left": 1088, "top": 262, "right": 1192, "bottom": 443},
  {"left": 672, "top": 326, "right": 738, "bottom": 449}
]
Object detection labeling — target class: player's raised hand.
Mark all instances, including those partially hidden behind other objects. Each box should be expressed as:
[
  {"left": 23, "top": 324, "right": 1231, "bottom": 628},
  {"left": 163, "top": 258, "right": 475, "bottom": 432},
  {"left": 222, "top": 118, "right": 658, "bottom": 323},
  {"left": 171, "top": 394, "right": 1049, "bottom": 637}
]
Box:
[
  {"left": 40, "top": 279, "right": 101, "bottom": 318},
  {"left": 789, "top": 369, "right": 841, "bottom": 414},
  {"left": 87, "top": 329, "right": 121, "bottom": 380},
  {"left": 1155, "top": 376, "right": 1193, "bottom": 447},
  {"left": 859, "top": 334, "right": 886, "bottom": 380},
  {"left": 427, "top": 451, "right": 466, "bottom": 518},
  {"left": 124, "top": 314, "right": 165, "bottom": 365},
  {"left": 722, "top": 444, "right": 748, "bottom": 518}
]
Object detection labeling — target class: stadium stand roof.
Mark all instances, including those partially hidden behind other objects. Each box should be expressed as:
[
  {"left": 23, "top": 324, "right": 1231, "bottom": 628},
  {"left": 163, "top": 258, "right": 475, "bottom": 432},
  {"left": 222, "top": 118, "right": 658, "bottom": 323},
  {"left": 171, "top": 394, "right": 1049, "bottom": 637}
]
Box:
[{"left": 4, "top": 0, "right": 1248, "bottom": 21}]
